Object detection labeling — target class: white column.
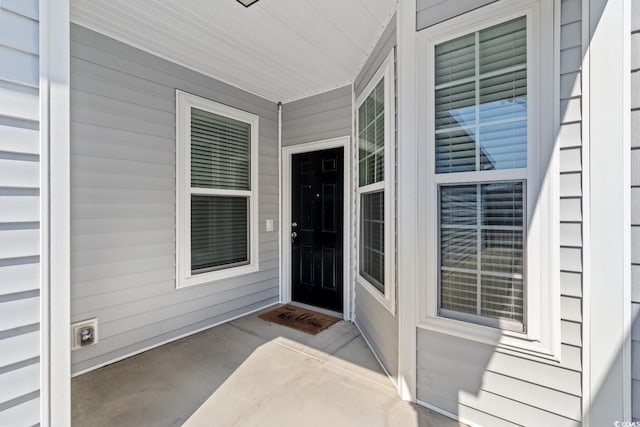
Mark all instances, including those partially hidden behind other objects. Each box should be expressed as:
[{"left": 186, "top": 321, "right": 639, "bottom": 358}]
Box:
[
  {"left": 584, "top": 0, "right": 631, "bottom": 424},
  {"left": 396, "top": 0, "right": 418, "bottom": 401},
  {"left": 39, "top": 0, "right": 71, "bottom": 425}
]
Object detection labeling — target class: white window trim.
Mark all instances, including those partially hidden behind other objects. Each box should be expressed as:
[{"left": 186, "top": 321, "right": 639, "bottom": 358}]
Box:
[
  {"left": 355, "top": 50, "right": 396, "bottom": 316},
  {"left": 176, "top": 90, "right": 260, "bottom": 289},
  {"left": 417, "top": 0, "right": 561, "bottom": 360}
]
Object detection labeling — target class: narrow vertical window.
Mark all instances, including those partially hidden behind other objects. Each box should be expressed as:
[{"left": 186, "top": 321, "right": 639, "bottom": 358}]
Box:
[
  {"left": 356, "top": 51, "right": 395, "bottom": 313},
  {"left": 435, "top": 17, "right": 527, "bottom": 331}
]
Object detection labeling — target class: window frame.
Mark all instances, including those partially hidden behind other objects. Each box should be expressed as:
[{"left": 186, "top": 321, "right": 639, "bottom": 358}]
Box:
[
  {"left": 355, "top": 50, "right": 396, "bottom": 315},
  {"left": 417, "top": 0, "right": 561, "bottom": 359},
  {"left": 176, "top": 90, "right": 260, "bottom": 289}
]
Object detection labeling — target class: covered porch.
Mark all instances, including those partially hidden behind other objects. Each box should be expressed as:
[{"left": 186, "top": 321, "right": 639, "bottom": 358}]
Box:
[{"left": 71, "top": 307, "right": 457, "bottom": 426}]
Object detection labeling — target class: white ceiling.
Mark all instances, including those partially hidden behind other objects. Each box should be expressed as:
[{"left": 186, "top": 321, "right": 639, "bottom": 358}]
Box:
[{"left": 70, "top": 0, "right": 398, "bottom": 103}]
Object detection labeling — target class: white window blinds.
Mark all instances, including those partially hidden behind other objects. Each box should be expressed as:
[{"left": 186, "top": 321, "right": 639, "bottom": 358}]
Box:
[
  {"left": 439, "top": 183, "right": 524, "bottom": 326},
  {"left": 358, "top": 79, "right": 386, "bottom": 293},
  {"left": 190, "top": 108, "right": 251, "bottom": 274},
  {"left": 435, "top": 16, "right": 527, "bottom": 174}
]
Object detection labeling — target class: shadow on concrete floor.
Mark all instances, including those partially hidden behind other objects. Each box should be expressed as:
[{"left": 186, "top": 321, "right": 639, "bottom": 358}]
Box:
[{"left": 72, "top": 305, "right": 463, "bottom": 427}]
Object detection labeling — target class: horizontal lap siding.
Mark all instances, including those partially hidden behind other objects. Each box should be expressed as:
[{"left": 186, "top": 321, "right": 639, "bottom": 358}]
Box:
[
  {"left": 415, "top": 1, "right": 584, "bottom": 425},
  {"left": 353, "top": 14, "right": 399, "bottom": 380},
  {"left": 416, "top": 0, "right": 498, "bottom": 31},
  {"left": 282, "top": 85, "right": 352, "bottom": 147},
  {"left": 70, "top": 24, "right": 279, "bottom": 374},
  {"left": 632, "top": 0, "right": 640, "bottom": 420},
  {"left": 0, "top": 2, "right": 41, "bottom": 426}
]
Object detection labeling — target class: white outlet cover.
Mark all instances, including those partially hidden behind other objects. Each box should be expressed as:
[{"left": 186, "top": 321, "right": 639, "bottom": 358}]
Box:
[
  {"left": 265, "top": 218, "right": 274, "bottom": 232},
  {"left": 71, "top": 318, "right": 98, "bottom": 350}
]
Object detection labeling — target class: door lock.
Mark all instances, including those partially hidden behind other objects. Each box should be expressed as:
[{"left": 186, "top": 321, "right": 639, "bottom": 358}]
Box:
[
  {"left": 291, "top": 222, "right": 298, "bottom": 227},
  {"left": 291, "top": 231, "right": 298, "bottom": 243}
]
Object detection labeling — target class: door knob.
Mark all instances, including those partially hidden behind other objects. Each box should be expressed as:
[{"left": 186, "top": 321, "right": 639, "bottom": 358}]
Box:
[{"left": 291, "top": 231, "right": 298, "bottom": 243}]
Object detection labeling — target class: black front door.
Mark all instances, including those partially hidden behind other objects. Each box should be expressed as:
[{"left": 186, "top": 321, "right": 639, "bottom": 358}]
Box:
[{"left": 291, "top": 147, "right": 344, "bottom": 313}]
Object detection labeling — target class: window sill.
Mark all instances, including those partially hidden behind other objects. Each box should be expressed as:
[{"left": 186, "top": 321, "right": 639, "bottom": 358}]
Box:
[
  {"left": 177, "top": 263, "right": 259, "bottom": 289},
  {"left": 356, "top": 276, "right": 395, "bottom": 316},
  {"left": 417, "top": 315, "right": 560, "bottom": 363}
]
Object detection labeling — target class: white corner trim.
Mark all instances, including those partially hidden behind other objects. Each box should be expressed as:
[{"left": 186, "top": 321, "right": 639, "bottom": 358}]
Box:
[
  {"left": 278, "top": 102, "right": 284, "bottom": 303},
  {"left": 354, "top": 49, "right": 397, "bottom": 317},
  {"left": 584, "top": 0, "right": 632, "bottom": 423},
  {"left": 175, "top": 90, "right": 260, "bottom": 289},
  {"left": 396, "top": 0, "right": 418, "bottom": 403},
  {"left": 40, "top": 0, "right": 71, "bottom": 425},
  {"left": 280, "top": 136, "right": 353, "bottom": 320}
]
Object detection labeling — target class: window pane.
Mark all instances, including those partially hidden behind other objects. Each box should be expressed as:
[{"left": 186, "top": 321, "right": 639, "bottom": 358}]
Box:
[
  {"left": 479, "top": 17, "right": 527, "bottom": 74},
  {"left": 191, "top": 195, "right": 249, "bottom": 273},
  {"left": 435, "top": 16, "right": 527, "bottom": 174},
  {"left": 191, "top": 108, "right": 251, "bottom": 190},
  {"left": 359, "top": 79, "right": 385, "bottom": 186},
  {"left": 360, "top": 191, "right": 384, "bottom": 293},
  {"left": 480, "top": 182, "right": 524, "bottom": 323},
  {"left": 439, "top": 182, "right": 524, "bottom": 325},
  {"left": 435, "top": 33, "right": 475, "bottom": 87}
]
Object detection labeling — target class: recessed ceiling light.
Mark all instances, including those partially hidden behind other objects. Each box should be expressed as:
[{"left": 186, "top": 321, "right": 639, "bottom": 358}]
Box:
[{"left": 236, "top": 0, "right": 260, "bottom": 7}]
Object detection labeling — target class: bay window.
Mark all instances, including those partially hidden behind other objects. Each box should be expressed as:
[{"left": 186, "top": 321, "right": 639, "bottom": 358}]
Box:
[{"left": 418, "top": 0, "right": 559, "bottom": 357}]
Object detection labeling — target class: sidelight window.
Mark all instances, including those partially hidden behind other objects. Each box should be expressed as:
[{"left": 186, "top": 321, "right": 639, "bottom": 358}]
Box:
[{"left": 356, "top": 50, "right": 396, "bottom": 314}]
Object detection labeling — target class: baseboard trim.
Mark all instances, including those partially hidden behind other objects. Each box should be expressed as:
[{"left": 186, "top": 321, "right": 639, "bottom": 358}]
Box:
[
  {"left": 354, "top": 320, "right": 398, "bottom": 390},
  {"left": 71, "top": 301, "right": 279, "bottom": 378},
  {"left": 416, "top": 399, "right": 478, "bottom": 427}
]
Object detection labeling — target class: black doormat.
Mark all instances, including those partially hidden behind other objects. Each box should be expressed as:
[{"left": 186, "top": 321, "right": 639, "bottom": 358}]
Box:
[{"left": 259, "top": 305, "right": 341, "bottom": 335}]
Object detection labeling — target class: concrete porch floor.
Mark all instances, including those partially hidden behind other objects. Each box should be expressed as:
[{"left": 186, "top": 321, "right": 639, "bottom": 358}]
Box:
[{"left": 72, "top": 305, "right": 462, "bottom": 427}]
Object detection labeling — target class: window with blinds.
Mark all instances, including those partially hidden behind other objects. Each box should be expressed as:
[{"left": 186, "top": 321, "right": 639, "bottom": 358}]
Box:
[
  {"left": 434, "top": 16, "right": 527, "bottom": 331},
  {"left": 358, "top": 78, "right": 386, "bottom": 294},
  {"left": 355, "top": 50, "right": 395, "bottom": 312},
  {"left": 176, "top": 91, "right": 258, "bottom": 288},
  {"left": 190, "top": 108, "right": 251, "bottom": 273}
]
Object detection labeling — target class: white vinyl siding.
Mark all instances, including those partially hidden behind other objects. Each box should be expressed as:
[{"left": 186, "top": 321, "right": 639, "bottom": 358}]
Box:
[
  {"left": 0, "top": 1, "right": 41, "bottom": 425},
  {"left": 282, "top": 86, "right": 352, "bottom": 148},
  {"left": 70, "top": 24, "right": 279, "bottom": 374}
]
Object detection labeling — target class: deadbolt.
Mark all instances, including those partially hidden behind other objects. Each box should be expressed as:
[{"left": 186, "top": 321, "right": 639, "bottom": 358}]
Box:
[{"left": 291, "top": 222, "right": 298, "bottom": 227}]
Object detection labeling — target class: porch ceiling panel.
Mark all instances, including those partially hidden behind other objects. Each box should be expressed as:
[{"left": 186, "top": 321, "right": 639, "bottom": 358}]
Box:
[{"left": 70, "top": 0, "right": 398, "bottom": 103}]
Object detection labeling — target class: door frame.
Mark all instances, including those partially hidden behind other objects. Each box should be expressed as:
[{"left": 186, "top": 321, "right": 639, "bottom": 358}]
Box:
[{"left": 281, "top": 136, "right": 352, "bottom": 320}]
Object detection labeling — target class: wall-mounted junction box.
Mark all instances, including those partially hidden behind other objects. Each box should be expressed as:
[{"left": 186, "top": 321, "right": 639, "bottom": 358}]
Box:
[{"left": 71, "top": 318, "right": 98, "bottom": 350}]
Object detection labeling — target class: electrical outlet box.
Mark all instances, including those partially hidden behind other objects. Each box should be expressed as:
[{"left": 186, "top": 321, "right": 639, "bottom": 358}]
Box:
[
  {"left": 71, "top": 318, "right": 98, "bottom": 350},
  {"left": 265, "top": 218, "right": 274, "bottom": 232}
]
